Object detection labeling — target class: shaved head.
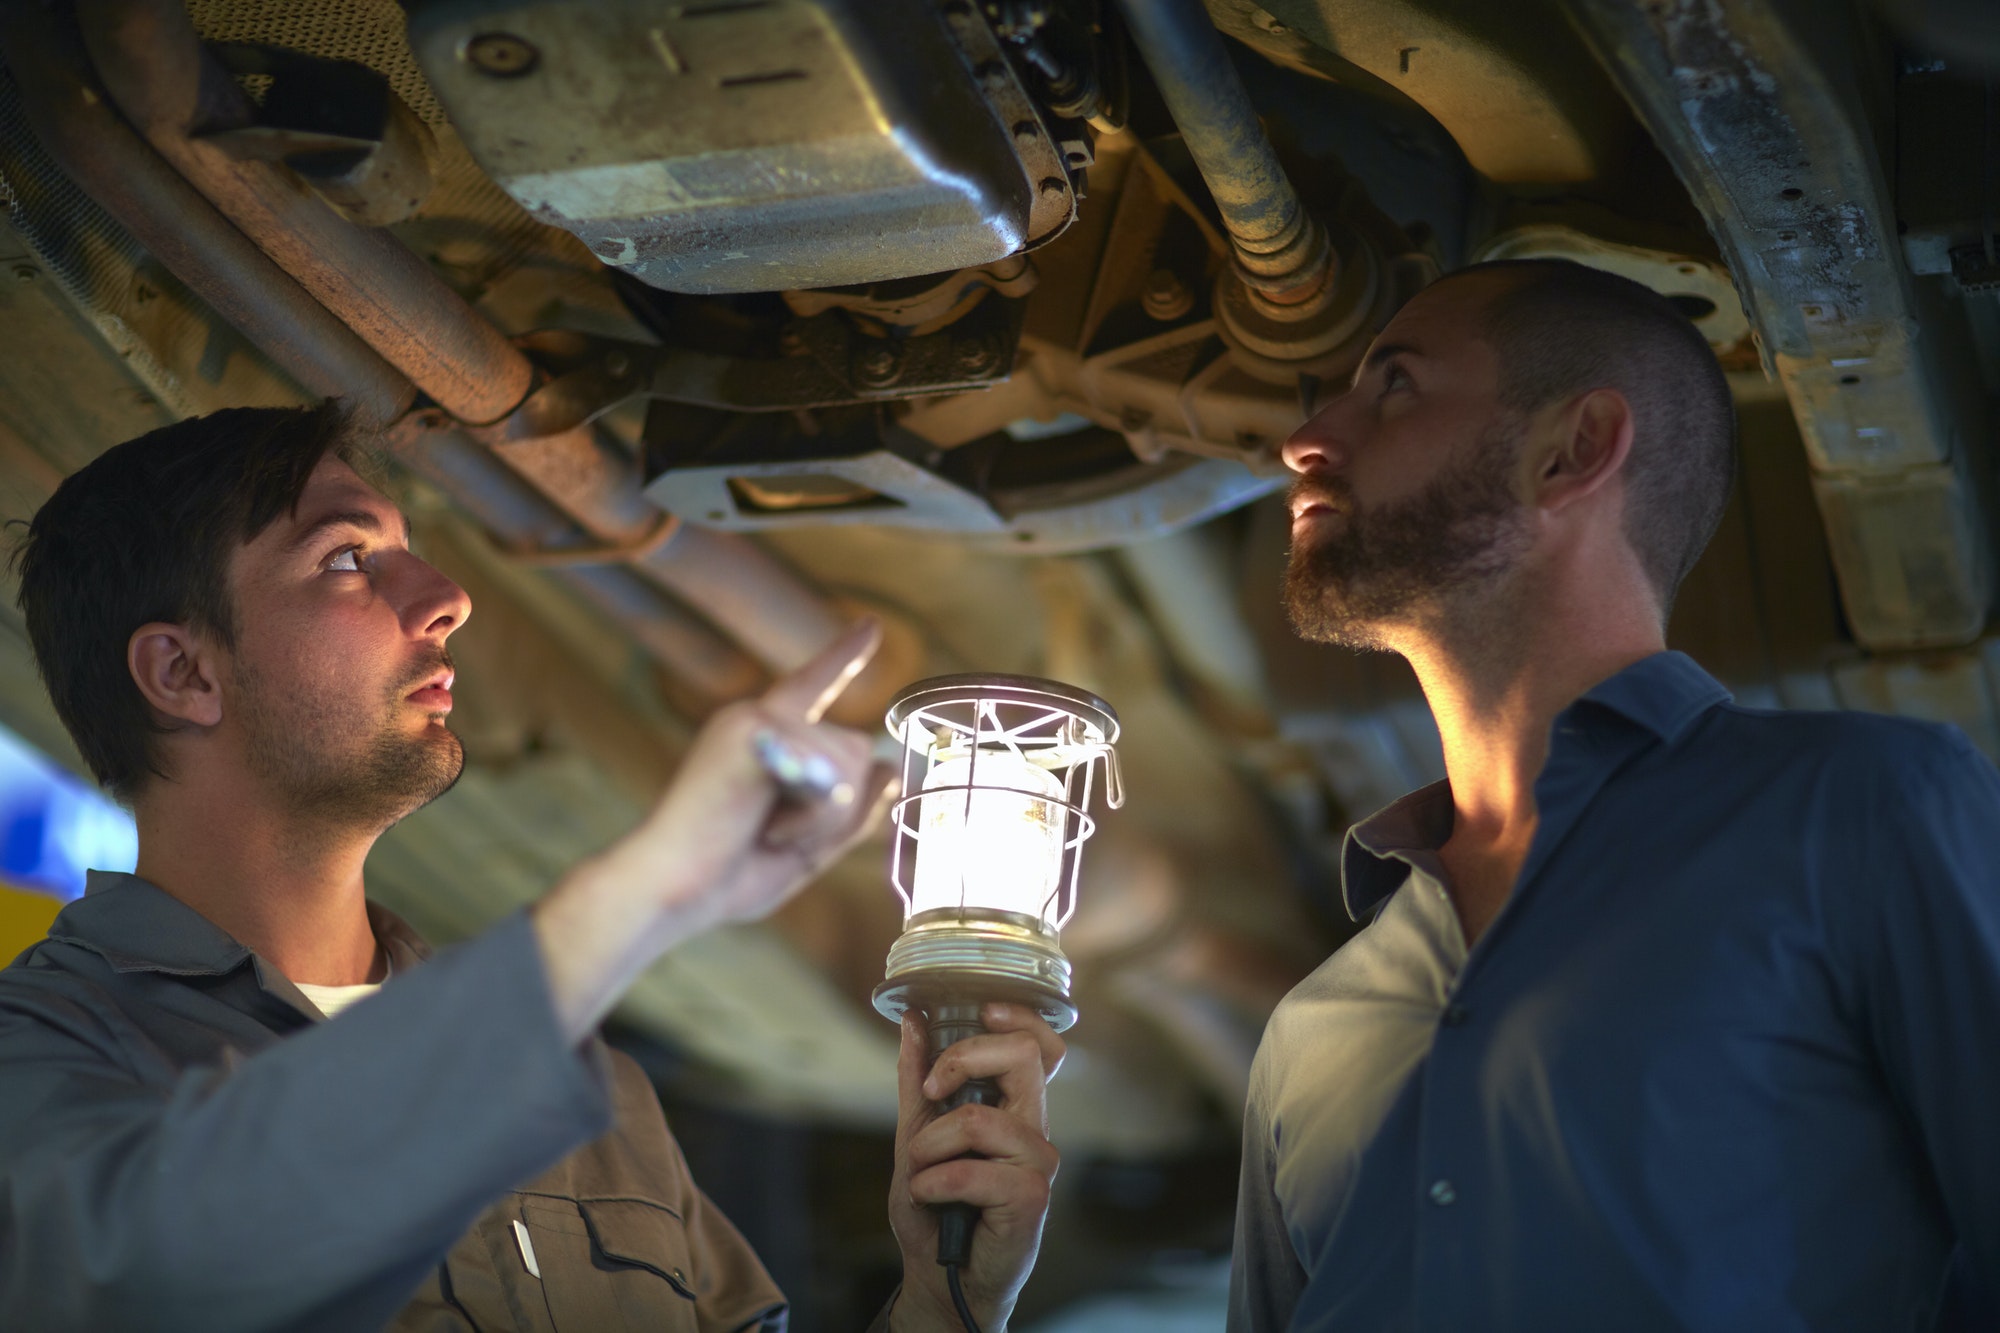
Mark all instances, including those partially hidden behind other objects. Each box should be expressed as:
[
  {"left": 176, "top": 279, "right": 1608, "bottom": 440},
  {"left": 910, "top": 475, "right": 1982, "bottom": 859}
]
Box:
[{"left": 1452, "top": 259, "right": 1737, "bottom": 608}]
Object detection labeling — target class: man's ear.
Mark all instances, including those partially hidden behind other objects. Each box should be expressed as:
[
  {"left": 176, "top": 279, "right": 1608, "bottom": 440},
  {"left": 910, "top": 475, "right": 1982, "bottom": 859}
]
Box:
[
  {"left": 128, "top": 622, "right": 224, "bottom": 728},
  {"left": 1532, "top": 387, "right": 1634, "bottom": 514}
]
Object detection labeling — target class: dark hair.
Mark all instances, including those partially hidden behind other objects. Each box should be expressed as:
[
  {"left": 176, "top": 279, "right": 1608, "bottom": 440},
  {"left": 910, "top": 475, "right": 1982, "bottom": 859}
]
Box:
[
  {"left": 1460, "top": 258, "right": 1736, "bottom": 611},
  {"left": 12, "top": 402, "right": 362, "bottom": 800}
]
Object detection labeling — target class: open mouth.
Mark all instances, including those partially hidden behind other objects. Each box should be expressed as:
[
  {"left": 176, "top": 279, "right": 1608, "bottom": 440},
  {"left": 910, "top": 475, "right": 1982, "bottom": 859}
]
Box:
[
  {"left": 406, "top": 669, "right": 455, "bottom": 712},
  {"left": 1287, "top": 473, "right": 1349, "bottom": 525},
  {"left": 1290, "top": 493, "right": 1348, "bottom": 525}
]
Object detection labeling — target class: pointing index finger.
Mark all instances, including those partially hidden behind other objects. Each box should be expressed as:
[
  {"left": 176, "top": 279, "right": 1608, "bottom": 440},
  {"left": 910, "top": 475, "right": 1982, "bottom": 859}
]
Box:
[{"left": 762, "top": 617, "right": 883, "bottom": 723}]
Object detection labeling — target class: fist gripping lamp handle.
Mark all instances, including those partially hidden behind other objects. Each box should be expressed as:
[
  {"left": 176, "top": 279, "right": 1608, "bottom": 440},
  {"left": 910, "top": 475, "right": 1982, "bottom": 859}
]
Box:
[{"left": 925, "top": 1003, "right": 996, "bottom": 1331}]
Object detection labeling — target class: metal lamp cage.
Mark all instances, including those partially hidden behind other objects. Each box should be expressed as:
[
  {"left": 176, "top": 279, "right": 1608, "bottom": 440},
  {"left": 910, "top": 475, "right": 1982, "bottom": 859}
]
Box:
[{"left": 886, "top": 673, "right": 1123, "bottom": 935}]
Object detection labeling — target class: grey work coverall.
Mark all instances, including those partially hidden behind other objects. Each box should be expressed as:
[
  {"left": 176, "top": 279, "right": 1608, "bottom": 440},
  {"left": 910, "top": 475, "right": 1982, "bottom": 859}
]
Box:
[{"left": 0, "top": 872, "right": 791, "bottom": 1332}]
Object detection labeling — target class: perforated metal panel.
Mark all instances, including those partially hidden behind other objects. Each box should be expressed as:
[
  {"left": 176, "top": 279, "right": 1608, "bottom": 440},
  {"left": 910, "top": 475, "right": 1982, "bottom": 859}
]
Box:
[
  {"left": 187, "top": 0, "right": 581, "bottom": 286},
  {"left": 0, "top": 64, "right": 295, "bottom": 431},
  {"left": 187, "top": 0, "right": 449, "bottom": 123}
]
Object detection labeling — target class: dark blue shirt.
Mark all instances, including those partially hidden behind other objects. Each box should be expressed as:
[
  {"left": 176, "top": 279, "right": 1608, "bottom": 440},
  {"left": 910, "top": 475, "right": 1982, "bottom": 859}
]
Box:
[{"left": 1228, "top": 652, "right": 2000, "bottom": 1332}]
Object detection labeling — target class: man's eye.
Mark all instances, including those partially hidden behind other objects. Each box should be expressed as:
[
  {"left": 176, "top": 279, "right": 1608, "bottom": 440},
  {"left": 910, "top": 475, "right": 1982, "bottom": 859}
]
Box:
[
  {"left": 327, "top": 548, "right": 361, "bottom": 573},
  {"left": 1381, "top": 365, "right": 1412, "bottom": 394}
]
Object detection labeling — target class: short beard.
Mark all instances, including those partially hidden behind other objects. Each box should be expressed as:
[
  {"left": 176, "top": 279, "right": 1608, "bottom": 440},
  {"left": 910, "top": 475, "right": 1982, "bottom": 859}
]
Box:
[
  {"left": 234, "top": 651, "right": 464, "bottom": 835},
  {"left": 1283, "top": 415, "right": 1533, "bottom": 651}
]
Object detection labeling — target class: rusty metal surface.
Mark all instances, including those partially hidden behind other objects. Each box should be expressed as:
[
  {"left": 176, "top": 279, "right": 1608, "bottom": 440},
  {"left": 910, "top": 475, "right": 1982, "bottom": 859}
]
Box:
[
  {"left": 503, "top": 305, "right": 1030, "bottom": 415},
  {"left": 1114, "top": 0, "right": 1329, "bottom": 298},
  {"left": 781, "top": 255, "right": 1038, "bottom": 335},
  {"left": 1114, "top": 0, "right": 1312, "bottom": 262},
  {"left": 180, "top": 0, "right": 566, "bottom": 291},
  {"left": 200, "top": 41, "right": 439, "bottom": 227},
  {"left": 76, "top": 0, "right": 534, "bottom": 424},
  {"left": 0, "top": 1, "right": 412, "bottom": 421},
  {"left": 1211, "top": 0, "right": 1638, "bottom": 185},
  {"left": 37, "top": 0, "right": 1403, "bottom": 555},
  {"left": 622, "top": 127, "right": 1405, "bottom": 545},
  {"left": 1569, "top": 0, "right": 1993, "bottom": 650},
  {"left": 1109, "top": 0, "right": 1447, "bottom": 382},
  {"left": 31, "top": 0, "right": 859, "bottom": 686},
  {"left": 408, "top": 0, "right": 1076, "bottom": 294}
]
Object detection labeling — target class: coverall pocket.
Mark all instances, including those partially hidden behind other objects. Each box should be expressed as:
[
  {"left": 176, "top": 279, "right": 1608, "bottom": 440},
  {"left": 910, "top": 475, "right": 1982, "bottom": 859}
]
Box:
[{"left": 518, "top": 1194, "right": 699, "bottom": 1332}]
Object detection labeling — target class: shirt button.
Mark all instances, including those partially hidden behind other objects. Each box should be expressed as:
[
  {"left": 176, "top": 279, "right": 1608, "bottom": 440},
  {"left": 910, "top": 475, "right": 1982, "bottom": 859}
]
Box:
[
  {"left": 1441, "top": 1003, "right": 1470, "bottom": 1027},
  {"left": 1429, "top": 1179, "right": 1457, "bottom": 1206}
]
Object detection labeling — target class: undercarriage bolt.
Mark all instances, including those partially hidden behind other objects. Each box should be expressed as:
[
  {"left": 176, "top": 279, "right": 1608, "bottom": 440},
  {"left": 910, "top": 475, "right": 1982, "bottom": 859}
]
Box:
[
  {"left": 854, "top": 343, "right": 904, "bottom": 388},
  {"left": 464, "top": 32, "right": 539, "bottom": 77},
  {"left": 1142, "top": 268, "right": 1194, "bottom": 321},
  {"left": 954, "top": 334, "right": 1003, "bottom": 376}
]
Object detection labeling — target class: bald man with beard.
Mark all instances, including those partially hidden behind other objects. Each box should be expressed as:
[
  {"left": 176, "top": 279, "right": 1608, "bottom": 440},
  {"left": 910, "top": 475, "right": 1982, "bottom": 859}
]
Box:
[{"left": 1229, "top": 259, "right": 2000, "bottom": 1332}]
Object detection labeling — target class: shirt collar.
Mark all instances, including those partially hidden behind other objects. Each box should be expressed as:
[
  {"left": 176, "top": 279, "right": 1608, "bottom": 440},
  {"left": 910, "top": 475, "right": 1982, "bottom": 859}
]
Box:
[
  {"left": 1567, "top": 650, "right": 1732, "bottom": 745},
  {"left": 1339, "top": 652, "right": 1731, "bottom": 920},
  {"left": 51, "top": 870, "right": 432, "bottom": 979},
  {"left": 1343, "top": 780, "right": 1453, "bottom": 921}
]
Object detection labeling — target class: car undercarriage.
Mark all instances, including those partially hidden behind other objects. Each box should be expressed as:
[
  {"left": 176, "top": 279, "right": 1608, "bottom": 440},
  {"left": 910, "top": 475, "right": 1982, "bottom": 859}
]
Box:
[{"left": 1, "top": 0, "right": 1997, "bottom": 1321}]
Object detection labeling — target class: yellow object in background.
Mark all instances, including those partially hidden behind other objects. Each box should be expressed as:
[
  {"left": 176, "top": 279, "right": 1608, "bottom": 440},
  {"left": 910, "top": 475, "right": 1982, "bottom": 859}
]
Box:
[{"left": 0, "top": 881, "right": 63, "bottom": 965}]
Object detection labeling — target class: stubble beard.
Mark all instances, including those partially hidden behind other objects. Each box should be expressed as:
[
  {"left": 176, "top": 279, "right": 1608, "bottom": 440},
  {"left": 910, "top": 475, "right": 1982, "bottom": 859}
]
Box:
[
  {"left": 234, "top": 651, "right": 465, "bottom": 835},
  {"left": 1283, "top": 415, "right": 1534, "bottom": 651}
]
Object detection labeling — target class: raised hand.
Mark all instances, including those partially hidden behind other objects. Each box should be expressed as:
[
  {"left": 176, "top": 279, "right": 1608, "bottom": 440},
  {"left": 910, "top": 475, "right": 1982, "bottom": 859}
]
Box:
[
  {"left": 534, "top": 618, "right": 897, "bottom": 1041},
  {"left": 623, "top": 616, "right": 897, "bottom": 928}
]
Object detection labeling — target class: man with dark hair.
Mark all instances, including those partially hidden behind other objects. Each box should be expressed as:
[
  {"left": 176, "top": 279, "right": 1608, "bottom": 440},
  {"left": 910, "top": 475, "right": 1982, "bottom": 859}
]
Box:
[
  {"left": 1230, "top": 259, "right": 2000, "bottom": 1329},
  {"left": 0, "top": 404, "right": 1062, "bottom": 1332}
]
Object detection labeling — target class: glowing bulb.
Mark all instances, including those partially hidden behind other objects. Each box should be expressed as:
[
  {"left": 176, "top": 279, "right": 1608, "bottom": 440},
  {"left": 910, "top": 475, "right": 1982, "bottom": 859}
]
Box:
[{"left": 910, "top": 751, "right": 1067, "bottom": 925}]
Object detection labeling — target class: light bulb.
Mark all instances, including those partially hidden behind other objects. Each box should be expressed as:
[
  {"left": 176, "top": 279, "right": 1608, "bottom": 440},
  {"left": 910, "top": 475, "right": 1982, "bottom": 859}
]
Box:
[{"left": 910, "top": 750, "right": 1067, "bottom": 926}]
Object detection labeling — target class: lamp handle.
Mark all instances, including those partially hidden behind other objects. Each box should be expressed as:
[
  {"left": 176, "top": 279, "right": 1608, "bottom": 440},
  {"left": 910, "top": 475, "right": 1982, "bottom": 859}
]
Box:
[{"left": 926, "top": 1004, "right": 1001, "bottom": 1267}]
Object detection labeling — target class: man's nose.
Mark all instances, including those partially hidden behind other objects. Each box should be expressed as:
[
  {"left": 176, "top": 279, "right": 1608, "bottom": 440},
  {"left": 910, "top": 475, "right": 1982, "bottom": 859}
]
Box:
[
  {"left": 398, "top": 555, "right": 472, "bottom": 641},
  {"left": 1282, "top": 395, "right": 1351, "bottom": 475}
]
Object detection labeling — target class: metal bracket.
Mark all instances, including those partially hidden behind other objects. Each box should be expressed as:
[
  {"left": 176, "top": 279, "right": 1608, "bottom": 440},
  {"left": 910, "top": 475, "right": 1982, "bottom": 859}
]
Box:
[{"left": 195, "top": 42, "right": 436, "bottom": 226}]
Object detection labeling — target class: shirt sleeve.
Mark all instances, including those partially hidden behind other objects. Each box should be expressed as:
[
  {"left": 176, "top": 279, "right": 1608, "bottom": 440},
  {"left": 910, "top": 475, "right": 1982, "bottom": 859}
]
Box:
[
  {"left": 1229, "top": 1064, "right": 1307, "bottom": 1333},
  {"left": 0, "top": 910, "right": 613, "bottom": 1333},
  {"left": 1835, "top": 727, "right": 2000, "bottom": 1296}
]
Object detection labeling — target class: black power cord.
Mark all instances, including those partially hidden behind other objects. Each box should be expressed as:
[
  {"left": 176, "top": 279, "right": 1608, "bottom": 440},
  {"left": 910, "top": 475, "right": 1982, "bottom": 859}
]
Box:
[
  {"left": 944, "top": 1261, "right": 983, "bottom": 1333},
  {"left": 934, "top": 1086, "right": 993, "bottom": 1333}
]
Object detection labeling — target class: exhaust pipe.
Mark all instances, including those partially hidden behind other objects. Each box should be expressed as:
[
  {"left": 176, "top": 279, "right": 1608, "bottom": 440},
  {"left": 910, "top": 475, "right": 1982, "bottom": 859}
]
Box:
[
  {"left": 68, "top": 0, "right": 859, "bottom": 690},
  {"left": 75, "top": 0, "right": 534, "bottom": 425}
]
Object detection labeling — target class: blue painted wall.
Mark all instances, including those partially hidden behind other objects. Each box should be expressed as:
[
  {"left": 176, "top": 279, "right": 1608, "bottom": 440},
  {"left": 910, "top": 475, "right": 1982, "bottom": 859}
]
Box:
[{"left": 0, "top": 723, "right": 136, "bottom": 901}]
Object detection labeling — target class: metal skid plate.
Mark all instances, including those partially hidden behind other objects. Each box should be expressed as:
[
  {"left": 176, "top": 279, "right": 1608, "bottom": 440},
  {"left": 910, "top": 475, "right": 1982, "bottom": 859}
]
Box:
[
  {"left": 408, "top": 0, "right": 1076, "bottom": 293},
  {"left": 643, "top": 410, "right": 1009, "bottom": 532}
]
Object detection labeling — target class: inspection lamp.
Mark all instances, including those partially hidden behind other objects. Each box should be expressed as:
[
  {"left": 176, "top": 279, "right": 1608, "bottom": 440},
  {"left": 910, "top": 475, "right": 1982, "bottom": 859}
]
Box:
[{"left": 871, "top": 672, "right": 1122, "bottom": 1327}]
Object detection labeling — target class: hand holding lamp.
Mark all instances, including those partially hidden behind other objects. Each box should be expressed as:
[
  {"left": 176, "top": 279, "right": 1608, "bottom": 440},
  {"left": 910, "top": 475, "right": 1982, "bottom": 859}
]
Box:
[{"left": 871, "top": 672, "right": 1123, "bottom": 1326}]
